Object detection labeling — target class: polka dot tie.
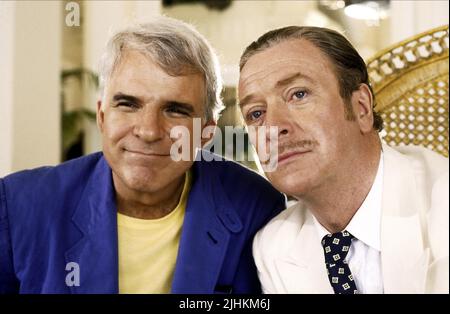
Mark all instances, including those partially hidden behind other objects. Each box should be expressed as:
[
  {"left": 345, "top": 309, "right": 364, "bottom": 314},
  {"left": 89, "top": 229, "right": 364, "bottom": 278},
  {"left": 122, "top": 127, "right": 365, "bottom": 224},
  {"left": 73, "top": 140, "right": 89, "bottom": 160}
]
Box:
[{"left": 321, "top": 230, "right": 358, "bottom": 294}]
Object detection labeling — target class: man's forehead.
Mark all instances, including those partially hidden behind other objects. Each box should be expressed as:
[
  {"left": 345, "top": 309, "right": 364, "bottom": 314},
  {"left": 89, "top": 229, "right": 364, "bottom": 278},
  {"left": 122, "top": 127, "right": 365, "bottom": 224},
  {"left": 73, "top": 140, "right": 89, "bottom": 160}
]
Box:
[
  {"left": 104, "top": 54, "right": 206, "bottom": 106},
  {"left": 113, "top": 49, "right": 154, "bottom": 72},
  {"left": 241, "top": 59, "right": 313, "bottom": 83},
  {"left": 109, "top": 53, "right": 202, "bottom": 86},
  {"left": 241, "top": 38, "right": 328, "bottom": 71},
  {"left": 239, "top": 41, "right": 331, "bottom": 90},
  {"left": 112, "top": 49, "right": 201, "bottom": 80},
  {"left": 243, "top": 39, "right": 320, "bottom": 66}
]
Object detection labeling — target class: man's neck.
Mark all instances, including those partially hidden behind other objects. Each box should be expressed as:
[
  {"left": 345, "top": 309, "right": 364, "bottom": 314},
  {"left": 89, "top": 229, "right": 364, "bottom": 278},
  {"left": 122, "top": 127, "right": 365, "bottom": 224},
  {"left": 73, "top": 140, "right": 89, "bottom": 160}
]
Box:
[
  {"left": 114, "top": 173, "right": 185, "bottom": 220},
  {"left": 301, "top": 144, "right": 381, "bottom": 234}
]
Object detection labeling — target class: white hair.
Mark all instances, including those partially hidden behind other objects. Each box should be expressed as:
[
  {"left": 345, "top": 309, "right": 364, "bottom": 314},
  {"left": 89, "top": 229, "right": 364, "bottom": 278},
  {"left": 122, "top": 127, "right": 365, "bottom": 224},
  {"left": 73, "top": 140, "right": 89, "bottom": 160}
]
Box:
[{"left": 98, "top": 16, "right": 224, "bottom": 121}]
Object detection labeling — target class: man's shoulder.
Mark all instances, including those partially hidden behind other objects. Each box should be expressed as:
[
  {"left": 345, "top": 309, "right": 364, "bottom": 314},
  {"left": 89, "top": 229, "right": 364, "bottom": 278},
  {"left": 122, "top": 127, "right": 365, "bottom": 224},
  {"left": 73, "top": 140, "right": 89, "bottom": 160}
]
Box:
[
  {"left": 1, "top": 152, "right": 104, "bottom": 202},
  {"left": 2, "top": 152, "right": 103, "bottom": 183},
  {"left": 194, "top": 152, "right": 286, "bottom": 229},
  {"left": 196, "top": 151, "right": 283, "bottom": 197},
  {"left": 386, "top": 143, "right": 448, "bottom": 162},
  {"left": 254, "top": 202, "right": 307, "bottom": 254},
  {"left": 384, "top": 144, "right": 448, "bottom": 179}
]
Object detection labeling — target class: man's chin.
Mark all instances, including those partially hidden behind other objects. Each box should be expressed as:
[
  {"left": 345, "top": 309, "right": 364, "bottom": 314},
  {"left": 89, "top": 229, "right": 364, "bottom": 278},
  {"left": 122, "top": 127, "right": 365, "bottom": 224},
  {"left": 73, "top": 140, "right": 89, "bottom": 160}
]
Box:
[
  {"left": 116, "top": 167, "right": 163, "bottom": 191},
  {"left": 268, "top": 171, "right": 312, "bottom": 197},
  {"left": 122, "top": 176, "right": 164, "bottom": 193}
]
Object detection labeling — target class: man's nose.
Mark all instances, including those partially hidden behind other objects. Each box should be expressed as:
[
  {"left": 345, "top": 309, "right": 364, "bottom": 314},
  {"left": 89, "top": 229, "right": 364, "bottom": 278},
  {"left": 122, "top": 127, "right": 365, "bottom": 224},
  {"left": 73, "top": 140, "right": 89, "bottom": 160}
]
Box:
[
  {"left": 264, "top": 101, "right": 292, "bottom": 140},
  {"left": 133, "top": 108, "right": 164, "bottom": 142}
]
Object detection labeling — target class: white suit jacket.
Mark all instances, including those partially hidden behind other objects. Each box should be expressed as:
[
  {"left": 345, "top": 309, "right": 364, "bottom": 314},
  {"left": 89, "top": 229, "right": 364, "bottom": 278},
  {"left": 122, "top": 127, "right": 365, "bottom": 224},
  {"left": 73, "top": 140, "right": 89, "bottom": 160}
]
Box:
[{"left": 253, "top": 144, "right": 449, "bottom": 293}]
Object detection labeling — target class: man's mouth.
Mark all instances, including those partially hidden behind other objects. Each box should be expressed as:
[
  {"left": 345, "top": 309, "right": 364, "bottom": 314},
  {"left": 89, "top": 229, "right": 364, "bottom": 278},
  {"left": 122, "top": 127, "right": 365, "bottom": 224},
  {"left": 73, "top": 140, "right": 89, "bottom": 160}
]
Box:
[
  {"left": 124, "top": 148, "right": 169, "bottom": 157},
  {"left": 277, "top": 149, "right": 311, "bottom": 164},
  {"left": 259, "top": 139, "right": 317, "bottom": 171}
]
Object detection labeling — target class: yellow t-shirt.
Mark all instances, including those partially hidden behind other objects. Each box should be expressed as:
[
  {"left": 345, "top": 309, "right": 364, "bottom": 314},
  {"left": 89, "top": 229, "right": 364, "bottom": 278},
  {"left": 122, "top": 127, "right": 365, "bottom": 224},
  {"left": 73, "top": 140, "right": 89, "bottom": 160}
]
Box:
[{"left": 117, "top": 171, "right": 191, "bottom": 294}]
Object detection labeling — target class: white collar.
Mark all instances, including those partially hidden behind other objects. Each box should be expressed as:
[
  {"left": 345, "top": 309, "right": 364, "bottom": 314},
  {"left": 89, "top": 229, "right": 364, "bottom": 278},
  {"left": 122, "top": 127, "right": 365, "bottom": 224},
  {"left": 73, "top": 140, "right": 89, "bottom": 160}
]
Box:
[{"left": 313, "top": 152, "right": 383, "bottom": 251}]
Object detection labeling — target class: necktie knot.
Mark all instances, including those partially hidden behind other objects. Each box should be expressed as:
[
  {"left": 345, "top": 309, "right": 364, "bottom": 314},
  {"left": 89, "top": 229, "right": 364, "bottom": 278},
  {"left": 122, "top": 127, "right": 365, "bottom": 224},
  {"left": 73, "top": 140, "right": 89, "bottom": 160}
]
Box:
[{"left": 321, "top": 230, "right": 354, "bottom": 264}]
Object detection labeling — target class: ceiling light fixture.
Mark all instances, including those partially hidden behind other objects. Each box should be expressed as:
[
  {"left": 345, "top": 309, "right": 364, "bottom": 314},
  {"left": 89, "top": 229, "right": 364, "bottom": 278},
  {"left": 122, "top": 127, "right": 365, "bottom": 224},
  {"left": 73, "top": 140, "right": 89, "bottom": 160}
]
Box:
[{"left": 344, "top": 0, "right": 390, "bottom": 21}]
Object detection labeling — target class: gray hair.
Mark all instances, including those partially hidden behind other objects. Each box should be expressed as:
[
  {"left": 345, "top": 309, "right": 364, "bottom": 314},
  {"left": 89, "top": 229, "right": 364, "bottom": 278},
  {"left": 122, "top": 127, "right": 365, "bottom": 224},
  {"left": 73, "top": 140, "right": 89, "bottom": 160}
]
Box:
[{"left": 98, "top": 16, "right": 224, "bottom": 122}]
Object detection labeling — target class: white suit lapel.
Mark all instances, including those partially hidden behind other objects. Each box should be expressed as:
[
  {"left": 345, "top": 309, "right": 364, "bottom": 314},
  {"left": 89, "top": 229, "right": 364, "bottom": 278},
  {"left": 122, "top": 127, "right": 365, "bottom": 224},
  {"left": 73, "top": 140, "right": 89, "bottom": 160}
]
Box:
[
  {"left": 380, "top": 145, "right": 429, "bottom": 293},
  {"left": 274, "top": 211, "right": 333, "bottom": 294}
]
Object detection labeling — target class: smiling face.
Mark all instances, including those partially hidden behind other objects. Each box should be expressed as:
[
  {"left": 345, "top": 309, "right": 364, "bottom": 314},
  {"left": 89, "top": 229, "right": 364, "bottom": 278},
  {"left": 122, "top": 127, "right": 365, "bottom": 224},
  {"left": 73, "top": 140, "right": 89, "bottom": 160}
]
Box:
[
  {"left": 98, "top": 50, "right": 210, "bottom": 194},
  {"left": 239, "top": 39, "right": 372, "bottom": 197}
]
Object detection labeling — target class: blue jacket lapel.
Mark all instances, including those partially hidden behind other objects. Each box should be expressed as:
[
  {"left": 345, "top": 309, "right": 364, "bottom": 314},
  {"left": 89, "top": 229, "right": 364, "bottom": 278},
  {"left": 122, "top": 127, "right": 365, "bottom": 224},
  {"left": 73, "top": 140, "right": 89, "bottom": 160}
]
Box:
[
  {"left": 171, "top": 158, "right": 243, "bottom": 293},
  {"left": 65, "top": 156, "right": 119, "bottom": 293}
]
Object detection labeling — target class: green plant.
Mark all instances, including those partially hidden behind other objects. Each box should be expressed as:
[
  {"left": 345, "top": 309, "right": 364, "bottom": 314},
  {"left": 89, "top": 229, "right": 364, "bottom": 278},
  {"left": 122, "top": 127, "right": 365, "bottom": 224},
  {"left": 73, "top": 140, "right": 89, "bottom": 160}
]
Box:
[{"left": 61, "top": 68, "right": 98, "bottom": 160}]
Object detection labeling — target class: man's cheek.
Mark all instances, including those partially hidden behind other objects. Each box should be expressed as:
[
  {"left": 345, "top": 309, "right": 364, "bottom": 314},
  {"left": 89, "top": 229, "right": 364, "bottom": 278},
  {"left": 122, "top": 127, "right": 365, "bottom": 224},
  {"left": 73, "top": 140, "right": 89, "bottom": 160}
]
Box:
[{"left": 104, "top": 121, "right": 130, "bottom": 143}]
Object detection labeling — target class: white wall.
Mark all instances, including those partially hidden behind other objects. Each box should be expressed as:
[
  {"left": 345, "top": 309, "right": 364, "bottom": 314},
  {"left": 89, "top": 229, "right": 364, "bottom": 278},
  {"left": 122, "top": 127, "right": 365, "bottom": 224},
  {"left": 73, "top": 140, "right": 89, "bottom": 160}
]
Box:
[
  {"left": 0, "top": 2, "right": 15, "bottom": 176},
  {"left": 0, "top": 1, "right": 61, "bottom": 176},
  {"left": 388, "top": 0, "right": 449, "bottom": 47}
]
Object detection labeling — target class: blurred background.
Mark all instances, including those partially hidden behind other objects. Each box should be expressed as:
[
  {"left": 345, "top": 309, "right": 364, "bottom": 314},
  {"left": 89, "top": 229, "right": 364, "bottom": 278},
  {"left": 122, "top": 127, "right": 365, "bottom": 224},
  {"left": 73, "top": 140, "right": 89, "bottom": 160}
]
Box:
[{"left": 0, "top": 0, "right": 448, "bottom": 176}]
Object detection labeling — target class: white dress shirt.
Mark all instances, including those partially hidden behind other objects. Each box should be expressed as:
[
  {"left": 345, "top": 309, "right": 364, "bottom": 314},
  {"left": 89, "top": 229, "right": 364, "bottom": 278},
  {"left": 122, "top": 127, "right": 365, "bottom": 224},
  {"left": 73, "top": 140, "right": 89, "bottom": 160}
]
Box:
[{"left": 313, "top": 153, "right": 384, "bottom": 294}]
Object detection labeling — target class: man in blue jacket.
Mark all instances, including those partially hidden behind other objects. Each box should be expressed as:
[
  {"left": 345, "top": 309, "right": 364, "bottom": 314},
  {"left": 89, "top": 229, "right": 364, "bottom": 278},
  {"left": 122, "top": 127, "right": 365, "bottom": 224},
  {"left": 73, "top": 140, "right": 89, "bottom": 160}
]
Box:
[{"left": 0, "top": 17, "right": 285, "bottom": 294}]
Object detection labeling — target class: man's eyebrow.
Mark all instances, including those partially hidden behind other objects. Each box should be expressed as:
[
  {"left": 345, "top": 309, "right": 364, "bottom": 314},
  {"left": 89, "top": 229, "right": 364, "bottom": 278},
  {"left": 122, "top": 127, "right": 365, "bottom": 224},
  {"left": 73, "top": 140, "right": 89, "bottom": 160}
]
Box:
[
  {"left": 238, "top": 94, "right": 259, "bottom": 109},
  {"left": 112, "top": 92, "right": 141, "bottom": 104},
  {"left": 275, "top": 72, "right": 314, "bottom": 88}
]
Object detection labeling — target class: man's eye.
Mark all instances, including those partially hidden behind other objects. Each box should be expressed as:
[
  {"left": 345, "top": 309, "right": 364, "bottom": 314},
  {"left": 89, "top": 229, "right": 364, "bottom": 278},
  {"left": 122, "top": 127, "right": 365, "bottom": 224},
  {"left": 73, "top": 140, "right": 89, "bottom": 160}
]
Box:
[
  {"left": 247, "top": 110, "right": 264, "bottom": 121},
  {"left": 292, "top": 90, "right": 307, "bottom": 100},
  {"left": 117, "top": 102, "right": 137, "bottom": 108},
  {"left": 166, "top": 106, "right": 189, "bottom": 116}
]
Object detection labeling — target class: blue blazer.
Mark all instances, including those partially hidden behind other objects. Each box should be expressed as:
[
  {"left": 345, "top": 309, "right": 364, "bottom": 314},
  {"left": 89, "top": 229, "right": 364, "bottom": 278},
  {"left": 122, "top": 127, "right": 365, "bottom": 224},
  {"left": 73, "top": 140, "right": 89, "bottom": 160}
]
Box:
[{"left": 0, "top": 152, "right": 285, "bottom": 294}]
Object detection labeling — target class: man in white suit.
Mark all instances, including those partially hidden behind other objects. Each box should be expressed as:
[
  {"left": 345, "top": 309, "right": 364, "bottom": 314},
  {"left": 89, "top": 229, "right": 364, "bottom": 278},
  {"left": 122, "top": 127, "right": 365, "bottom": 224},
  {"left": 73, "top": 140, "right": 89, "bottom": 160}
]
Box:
[{"left": 238, "top": 26, "right": 449, "bottom": 294}]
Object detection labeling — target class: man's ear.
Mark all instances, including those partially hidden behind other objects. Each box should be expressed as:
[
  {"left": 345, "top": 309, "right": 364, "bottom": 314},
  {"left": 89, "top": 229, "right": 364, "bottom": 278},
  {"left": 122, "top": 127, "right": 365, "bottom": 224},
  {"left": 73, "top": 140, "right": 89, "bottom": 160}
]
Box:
[
  {"left": 96, "top": 100, "right": 104, "bottom": 133},
  {"left": 352, "top": 84, "right": 374, "bottom": 134},
  {"left": 201, "top": 120, "right": 217, "bottom": 148}
]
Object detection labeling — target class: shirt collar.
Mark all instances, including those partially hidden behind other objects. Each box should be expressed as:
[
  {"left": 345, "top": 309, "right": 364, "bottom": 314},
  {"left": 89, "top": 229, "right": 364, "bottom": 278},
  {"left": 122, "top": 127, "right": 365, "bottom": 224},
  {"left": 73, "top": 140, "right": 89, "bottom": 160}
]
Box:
[{"left": 313, "top": 152, "right": 383, "bottom": 251}]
